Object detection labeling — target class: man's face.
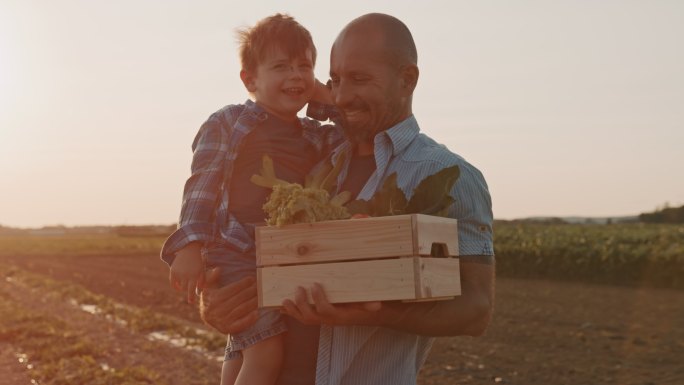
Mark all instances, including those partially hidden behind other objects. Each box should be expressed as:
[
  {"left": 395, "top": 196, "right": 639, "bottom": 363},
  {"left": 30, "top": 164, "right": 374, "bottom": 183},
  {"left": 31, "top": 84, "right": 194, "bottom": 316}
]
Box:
[
  {"left": 243, "top": 47, "right": 315, "bottom": 122},
  {"left": 329, "top": 33, "right": 408, "bottom": 145}
]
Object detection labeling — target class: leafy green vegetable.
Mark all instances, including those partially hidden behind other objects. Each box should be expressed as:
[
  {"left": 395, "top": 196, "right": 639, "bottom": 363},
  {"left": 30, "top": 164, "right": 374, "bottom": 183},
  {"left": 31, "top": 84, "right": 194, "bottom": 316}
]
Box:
[
  {"left": 346, "top": 173, "right": 408, "bottom": 217},
  {"left": 404, "top": 165, "right": 460, "bottom": 216},
  {"left": 254, "top": 154, "right": 352, "bottom": 226},
  {"left": 346, "top": 165, "right": 460, "bottom": 217}
]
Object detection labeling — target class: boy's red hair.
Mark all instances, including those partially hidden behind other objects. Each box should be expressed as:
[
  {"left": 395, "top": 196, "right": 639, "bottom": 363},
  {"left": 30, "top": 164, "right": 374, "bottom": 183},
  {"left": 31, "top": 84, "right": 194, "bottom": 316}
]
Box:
[{"left": 237, "top": 13, "right": 317, "bottom": 72}]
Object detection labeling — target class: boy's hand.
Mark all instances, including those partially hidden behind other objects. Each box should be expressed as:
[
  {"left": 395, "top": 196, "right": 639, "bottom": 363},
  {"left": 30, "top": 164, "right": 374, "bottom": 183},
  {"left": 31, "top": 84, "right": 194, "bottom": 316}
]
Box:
[
  {"left": 169, "top": 242, "right": 205, "bottom": 304},
  {"left": 310, "top": 78, "right": 333, "bottom": 105}
]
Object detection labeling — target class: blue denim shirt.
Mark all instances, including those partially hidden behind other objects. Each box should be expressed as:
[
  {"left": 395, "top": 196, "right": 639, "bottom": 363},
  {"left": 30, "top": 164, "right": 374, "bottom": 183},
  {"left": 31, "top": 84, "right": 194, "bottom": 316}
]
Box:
[{"left": 315, "top": 115, "right": 494, "bottom": 385}]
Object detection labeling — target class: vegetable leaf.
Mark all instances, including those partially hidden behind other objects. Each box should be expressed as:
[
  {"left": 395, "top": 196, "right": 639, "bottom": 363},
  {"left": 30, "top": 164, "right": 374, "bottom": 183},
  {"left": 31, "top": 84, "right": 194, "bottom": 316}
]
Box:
[
  {"left": 345, "top": 165, "right": 460, "bottom": 218},
  {"left": 404, "top": 165, "right": 460, "bottom": 215}
]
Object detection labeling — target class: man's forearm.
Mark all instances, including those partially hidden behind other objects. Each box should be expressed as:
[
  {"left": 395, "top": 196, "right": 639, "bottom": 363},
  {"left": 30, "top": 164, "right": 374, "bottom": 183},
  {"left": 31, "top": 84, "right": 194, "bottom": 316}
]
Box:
[
  {"left": 281, "top": 258, "right": 495, "bottom": 336},
  {"left": 375, "top": 260, "right": 495, "bottom": 336}
]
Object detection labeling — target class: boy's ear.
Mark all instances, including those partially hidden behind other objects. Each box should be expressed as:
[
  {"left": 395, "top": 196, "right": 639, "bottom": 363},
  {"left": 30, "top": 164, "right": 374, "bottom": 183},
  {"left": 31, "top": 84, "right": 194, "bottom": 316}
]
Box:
[{"left": 240, "top": 69, "right": 257, "bottom": 93}]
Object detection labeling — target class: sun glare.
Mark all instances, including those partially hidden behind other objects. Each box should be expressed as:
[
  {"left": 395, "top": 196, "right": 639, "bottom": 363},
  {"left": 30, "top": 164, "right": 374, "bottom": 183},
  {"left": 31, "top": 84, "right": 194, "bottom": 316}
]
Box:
[
  {"left": 0, "top": 71, "right": 13, "bottom": 116},
  {"left": 0, "top": 13, "right": 17, "bottom": 117},
  {"left": 0, "top": 17, "right": 21, "bottom": 164}
]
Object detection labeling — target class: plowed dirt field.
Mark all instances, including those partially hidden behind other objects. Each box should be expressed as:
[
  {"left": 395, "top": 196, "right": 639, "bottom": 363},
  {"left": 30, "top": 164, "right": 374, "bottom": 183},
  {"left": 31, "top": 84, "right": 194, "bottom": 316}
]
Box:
[{"left": 1, "top": 252, "right": 682, "bottom": 385}]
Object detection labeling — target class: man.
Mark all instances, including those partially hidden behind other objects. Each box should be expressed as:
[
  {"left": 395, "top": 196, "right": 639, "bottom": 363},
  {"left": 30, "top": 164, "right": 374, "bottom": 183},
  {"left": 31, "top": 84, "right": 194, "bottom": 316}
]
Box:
[{"left": 201, "top": 13, "right": 495, "bottom": 385}]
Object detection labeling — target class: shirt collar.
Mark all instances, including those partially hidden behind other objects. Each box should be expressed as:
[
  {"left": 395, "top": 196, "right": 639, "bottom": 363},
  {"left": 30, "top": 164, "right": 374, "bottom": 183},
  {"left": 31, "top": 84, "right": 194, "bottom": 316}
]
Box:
[
  {"left": 243, "top": 99, "right": 269, "bottom": 120},
  {"left": 230, "top": 99, "right": 267, "bottom": 136},
  {"left": 329, "top": 115, "right": 420, "bottom": 195},
  {"left": 241, "top": 99, "right": 316, "bottom": 131},
  {"left": 377, "top": 115, "right": 420, "bottom": 157}
]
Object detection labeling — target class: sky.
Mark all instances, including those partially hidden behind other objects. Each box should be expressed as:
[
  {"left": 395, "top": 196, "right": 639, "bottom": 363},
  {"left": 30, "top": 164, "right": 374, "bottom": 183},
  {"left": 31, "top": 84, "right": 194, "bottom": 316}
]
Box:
[{"left": 1, "top": 0, "right": 683, "bottom": 228}]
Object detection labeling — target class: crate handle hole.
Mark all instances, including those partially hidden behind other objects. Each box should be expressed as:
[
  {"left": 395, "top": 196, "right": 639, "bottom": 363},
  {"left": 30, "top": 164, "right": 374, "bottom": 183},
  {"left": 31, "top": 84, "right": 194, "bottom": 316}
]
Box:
[{"left": 430, "top": 243, "right": 449, "bottom": 257}]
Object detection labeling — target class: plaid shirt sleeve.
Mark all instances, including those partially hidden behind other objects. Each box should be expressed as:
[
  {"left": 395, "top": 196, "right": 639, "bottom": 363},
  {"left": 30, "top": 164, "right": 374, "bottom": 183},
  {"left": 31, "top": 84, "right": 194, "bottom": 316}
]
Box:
[
  {"left": 160, "top": 113, "right": 229, "bottom": 265},
  {"left": 319, "top": 123, "right": 345, "bottom": 159},
  {"left": 305, "top": 101, "right": 346, "bottom": 160}
]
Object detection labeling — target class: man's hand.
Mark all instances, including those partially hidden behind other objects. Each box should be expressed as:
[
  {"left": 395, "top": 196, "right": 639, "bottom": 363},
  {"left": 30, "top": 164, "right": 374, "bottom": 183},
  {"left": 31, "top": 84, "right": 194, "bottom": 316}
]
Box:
[
  {"left": 199, "top": 268, "right": 259, "bottom": 335},
  {"left": 169, "top": 242, "right": 205, "bottom": 303},
  {"left": 282, "top": 260, "right": 495, "bottom": 337},
  {"left": 282, "top": 283, "right": 382, "bottom": 326}
]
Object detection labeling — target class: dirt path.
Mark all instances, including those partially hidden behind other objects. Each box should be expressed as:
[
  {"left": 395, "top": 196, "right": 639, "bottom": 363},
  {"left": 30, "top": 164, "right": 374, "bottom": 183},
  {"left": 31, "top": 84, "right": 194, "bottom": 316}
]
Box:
[
  {"left": 2, "top": 253, "right": 683, "bottom": 384},
  {"left": 0, "top": 343, "right": 32, "bottom": 385}
]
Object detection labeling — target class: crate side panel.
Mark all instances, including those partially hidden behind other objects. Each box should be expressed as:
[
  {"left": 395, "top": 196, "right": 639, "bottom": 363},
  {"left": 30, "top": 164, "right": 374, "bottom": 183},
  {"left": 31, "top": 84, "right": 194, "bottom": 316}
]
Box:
[
  {"left": 258, "top": 259, "right": 417, "bottom": 307},
  {"left": 415, "top": 257, "right": 461, "bottom": 299},
  {"left": 414, "top": 215, "right": 459, "bottom": 256}
]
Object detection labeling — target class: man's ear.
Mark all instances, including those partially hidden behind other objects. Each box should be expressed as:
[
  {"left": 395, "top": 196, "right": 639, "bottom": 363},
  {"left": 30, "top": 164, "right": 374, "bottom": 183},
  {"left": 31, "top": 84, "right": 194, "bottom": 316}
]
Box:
[
  {"left": 399, "top": 64, "right": 419, "bottom": 95},
  {"left": 240, "top": 69, "right": 257, "bottom": 93}
]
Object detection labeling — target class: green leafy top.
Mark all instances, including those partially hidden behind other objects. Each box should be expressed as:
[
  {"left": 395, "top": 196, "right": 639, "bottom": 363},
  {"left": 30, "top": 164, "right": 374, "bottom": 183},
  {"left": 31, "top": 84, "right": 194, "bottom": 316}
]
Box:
[{"left": 346, "top": 165, "right": 460, "bottom": 217}]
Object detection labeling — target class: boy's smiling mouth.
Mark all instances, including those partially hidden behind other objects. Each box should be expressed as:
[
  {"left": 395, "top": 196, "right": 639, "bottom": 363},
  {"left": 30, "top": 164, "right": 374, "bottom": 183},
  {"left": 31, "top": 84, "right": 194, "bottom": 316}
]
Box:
[{"left": 284, "top": 87, "right": 305, "bottom": 95}]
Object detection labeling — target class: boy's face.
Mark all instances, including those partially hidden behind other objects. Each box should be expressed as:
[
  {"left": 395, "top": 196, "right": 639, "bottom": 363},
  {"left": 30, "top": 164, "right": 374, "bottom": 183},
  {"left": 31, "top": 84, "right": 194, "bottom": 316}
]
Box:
[{"left": 241, "top": 47, "right": 315, "bottom": 122}]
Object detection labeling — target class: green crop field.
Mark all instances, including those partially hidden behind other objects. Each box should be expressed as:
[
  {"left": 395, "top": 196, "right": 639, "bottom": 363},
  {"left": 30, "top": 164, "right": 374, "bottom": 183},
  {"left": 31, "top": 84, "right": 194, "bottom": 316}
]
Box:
[{"left": 494, "top": 222, "right": 684, "bottom": 289}]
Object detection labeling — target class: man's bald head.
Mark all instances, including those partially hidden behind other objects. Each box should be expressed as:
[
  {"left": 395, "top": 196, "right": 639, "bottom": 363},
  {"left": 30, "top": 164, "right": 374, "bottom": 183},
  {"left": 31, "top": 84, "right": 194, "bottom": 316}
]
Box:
[
  {"left": 336, "top": 13, "right": 417, "bottom": 67},
  {"left": 329, "top": 13, "right": 419, "bottom": 152}
]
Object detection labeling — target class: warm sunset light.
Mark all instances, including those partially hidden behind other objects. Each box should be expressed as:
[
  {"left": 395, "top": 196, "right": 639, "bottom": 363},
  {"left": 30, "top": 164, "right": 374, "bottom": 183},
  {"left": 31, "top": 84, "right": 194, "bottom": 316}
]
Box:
[
  {"left": 1, "top": 1, "right": 682, "bottom": 228},
  {"left": 1, "top": 3, "right": 682, "bottom": 384},
  {"left": 0, "top": 12, "right": 17, "bottom": 123}
]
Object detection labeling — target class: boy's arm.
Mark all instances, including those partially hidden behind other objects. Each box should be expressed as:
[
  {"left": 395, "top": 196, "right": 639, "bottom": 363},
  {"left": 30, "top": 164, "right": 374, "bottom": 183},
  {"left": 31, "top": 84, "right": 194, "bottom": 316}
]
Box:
[
  {"left": 306, "top": 80, "right": 344, "bottom": 128},
  {"left": 161, "top": 112, "right": 229, "bottom": 266},
  {"left": 306, "top": 101, "right": 343, "bottom": 126},
  {"left": 306, "top": 81, "right": 346, "bottom": 160}
]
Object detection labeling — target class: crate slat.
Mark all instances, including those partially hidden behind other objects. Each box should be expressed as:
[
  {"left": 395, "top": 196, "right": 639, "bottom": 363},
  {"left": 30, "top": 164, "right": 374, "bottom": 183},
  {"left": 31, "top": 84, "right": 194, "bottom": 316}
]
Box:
[
  {"left": 257, "top": 257, "right": 460, "bottom": 307},
  {"left": 256, "top": 214, "right": 458, "bottom": 266}
]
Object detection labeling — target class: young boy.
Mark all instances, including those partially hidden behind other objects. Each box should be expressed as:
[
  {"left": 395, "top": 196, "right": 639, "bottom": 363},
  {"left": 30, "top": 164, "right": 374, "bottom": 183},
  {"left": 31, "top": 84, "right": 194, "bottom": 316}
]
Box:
[{"left": 160, "top": 14, "right": 342, "bottom": 385}]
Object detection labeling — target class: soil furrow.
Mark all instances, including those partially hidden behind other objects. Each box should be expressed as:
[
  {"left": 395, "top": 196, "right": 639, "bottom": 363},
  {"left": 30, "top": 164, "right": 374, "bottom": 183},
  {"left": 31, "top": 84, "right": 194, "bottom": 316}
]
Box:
[{"left": 0, "top": 271, "right": 222, "bottom": 385}]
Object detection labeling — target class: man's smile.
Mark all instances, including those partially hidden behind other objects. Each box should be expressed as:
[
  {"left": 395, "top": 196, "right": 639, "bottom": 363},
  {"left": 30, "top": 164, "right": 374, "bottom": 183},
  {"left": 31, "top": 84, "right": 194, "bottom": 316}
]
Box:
[{"left": 342, "top": 108, "right": 367, "bottom": 122}]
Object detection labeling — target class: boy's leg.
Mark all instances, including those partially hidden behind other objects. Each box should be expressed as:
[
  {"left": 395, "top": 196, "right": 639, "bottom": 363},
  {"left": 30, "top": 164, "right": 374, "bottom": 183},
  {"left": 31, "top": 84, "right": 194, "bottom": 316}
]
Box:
[
  {"left": 234, "top": 333, "right": 285, "bottom": 385},
  {"left": 221, "top": 356, "right": 242, "bottom": 385}
]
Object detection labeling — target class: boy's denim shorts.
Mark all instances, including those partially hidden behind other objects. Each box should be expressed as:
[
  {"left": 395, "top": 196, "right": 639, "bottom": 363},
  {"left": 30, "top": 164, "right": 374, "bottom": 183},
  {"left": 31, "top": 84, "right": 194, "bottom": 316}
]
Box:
[{"left": 203, "top": 244, "right": 287, "bottom": 361}]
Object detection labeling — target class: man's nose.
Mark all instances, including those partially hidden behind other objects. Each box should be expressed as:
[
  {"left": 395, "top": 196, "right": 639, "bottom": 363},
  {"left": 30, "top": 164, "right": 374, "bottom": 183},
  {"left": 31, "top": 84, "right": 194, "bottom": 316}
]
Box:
[{"left": 333, "top": 81, "right": 352, "bottom": 107}]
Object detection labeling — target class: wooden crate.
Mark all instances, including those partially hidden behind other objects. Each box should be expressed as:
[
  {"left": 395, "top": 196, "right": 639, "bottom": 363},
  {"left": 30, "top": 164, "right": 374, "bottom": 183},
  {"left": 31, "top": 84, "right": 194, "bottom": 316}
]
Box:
[{"left": 256, "top": 214, "right": 460, "bottom": 307}]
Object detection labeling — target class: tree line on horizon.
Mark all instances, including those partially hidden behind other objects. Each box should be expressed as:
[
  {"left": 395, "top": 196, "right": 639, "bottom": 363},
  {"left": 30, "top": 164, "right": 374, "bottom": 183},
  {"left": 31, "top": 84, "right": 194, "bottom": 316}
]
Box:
[
  {"left": 2, "top": 204, "right": 683, "bottom": 234},
  {"left": 639, "top": 204, "right": 684, "bottom": 224}
]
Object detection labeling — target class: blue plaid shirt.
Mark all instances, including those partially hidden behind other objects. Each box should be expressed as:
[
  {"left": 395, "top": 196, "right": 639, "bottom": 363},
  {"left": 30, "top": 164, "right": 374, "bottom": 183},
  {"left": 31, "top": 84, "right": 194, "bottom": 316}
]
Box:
[
  {"left": 161, "top": 100, "right": 343, "bottom": 265},
  {"left": 314, "top": 114, "right": 494, "bottom": 385}
]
